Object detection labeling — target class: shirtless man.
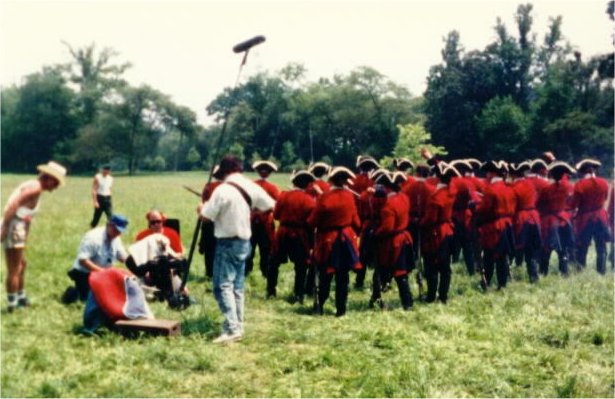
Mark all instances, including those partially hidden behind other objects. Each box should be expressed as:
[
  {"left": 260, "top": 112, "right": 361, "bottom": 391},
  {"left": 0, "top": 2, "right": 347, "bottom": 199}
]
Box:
[{"left": 1, "top": 161, "right": 66, "bottom": 312}]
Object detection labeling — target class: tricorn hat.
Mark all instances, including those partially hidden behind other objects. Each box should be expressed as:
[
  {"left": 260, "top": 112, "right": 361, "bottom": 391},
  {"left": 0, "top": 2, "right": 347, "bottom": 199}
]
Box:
[
  {"left": 530, "top": 159, "right": 548, "bottom": 173},
  {"left": 291, "top": 170, "right": 316, "bottom": 188},
  {"left": 356, "top": 155, "right": 380, "bottom": 170},
  {"left": 392, "top": 171, "right": 408, "bottom": 185},
  {"left": 252, "top": 160, "right": 278, "bottom": 172},
  {"left": 393, "top": 158, "right": 415, "bottom": 172},
  {"left": 308, "top": 162, "right": 330, "bottom": 177},
  {"left": 465, "top": 158, "right": 482, "bottom": 171},
  {"left": 328, "top": 166, "right": 356, "bottom": 182},
  {"left": 441, "top": 164, "right": 461, "bottom": 179},
  {"left": 374, "top": 171, "right": 394, "bottom": 186},
  {"left": 481, "top": 160, "right": 501, "bottom": 174},
  {"left": 37, "top": 161, "right": 67, "bottom": 187},
  {"left": 450, "top": 159, "right": 473, "bottom": 174},
  {"left": 509, "top": 161, "right": 530, "bottom": 175},
  {"left": 548, "top": 161, "right": 576, "bottom": 176},
  {"left": 369, "top": 168, "right": 388, "bottom": 182},
  {"left": 575, "top": 158, "right": 601, "bottom": 173}
]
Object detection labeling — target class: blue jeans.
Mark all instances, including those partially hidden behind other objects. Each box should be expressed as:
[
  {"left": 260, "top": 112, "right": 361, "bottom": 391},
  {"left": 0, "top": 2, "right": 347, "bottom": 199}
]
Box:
[{"left": 213, "top": 238, "right": 251, "bottom": 335}]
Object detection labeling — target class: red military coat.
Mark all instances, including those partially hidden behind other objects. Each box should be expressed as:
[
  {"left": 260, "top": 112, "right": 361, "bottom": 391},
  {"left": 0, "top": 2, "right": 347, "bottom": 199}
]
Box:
[
  {"left": 308, "top": 187, "right": 362, "bottom": 274},
  {"left": 527, "top": 175, "right": 550, "bottom": 215},
  {"left": 475, "top": 178, "right": 516, "bottom": 250},
  {"left": 512, "top": 178, "right": 541, "bottom": 238},
  {"left": 252, "top": 178, "right": 281, "bottom": 241},
  {"left": 349, "top": 172, "right": 373, "bottom": 195},
  {"left": 306, "top": 179, "right": 331, "bottom": 197},
  {"left": 374, "top": 192, "right": 413, "bottom": 276},
  {"left": 420, "top": 184, "right": 456, "bottom": 255},
  {"left": 537, "top": 179, "right": 574, "bottom": 244},
  {"left": 201, "top": 180, "right": 222, "bottom": 202},
  {"left": 271, "top": 189, "right": 316, "bottom": 264},
  {"left": 451, "top": 176, "right": 479, "bottom": 231},
  {"left": 403, "top": 178, "right": 436, "bottom": 226},
  {"left": 572, "top": 175, "right": 609, "bottom": 237}
]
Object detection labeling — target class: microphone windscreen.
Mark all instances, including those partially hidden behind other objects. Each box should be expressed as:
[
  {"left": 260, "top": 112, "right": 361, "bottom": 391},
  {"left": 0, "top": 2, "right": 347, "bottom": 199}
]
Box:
[{"left": 233, "top": 35, "right": 266, "bottom": 53}]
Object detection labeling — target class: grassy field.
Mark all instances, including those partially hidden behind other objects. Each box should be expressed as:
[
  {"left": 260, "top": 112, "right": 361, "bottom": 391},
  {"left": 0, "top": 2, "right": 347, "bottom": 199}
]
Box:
[{"left": 1, "top": 171, "right": 613, "bottom": 398}]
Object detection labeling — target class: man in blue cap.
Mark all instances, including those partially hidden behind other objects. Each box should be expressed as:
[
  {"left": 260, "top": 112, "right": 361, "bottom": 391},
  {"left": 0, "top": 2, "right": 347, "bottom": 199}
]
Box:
[{"left": 63, "top": 214, "right": 130, "bottom": 304}]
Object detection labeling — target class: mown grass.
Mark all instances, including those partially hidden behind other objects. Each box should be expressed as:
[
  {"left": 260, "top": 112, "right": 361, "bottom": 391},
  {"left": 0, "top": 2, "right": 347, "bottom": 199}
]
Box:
[{"left": 1, "top": 172, "right": 613, "bottom": 398}]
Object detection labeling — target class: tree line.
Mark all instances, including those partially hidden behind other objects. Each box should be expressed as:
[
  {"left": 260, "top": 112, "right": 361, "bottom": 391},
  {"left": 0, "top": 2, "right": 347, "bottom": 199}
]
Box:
[{"left": 1, "top": 3, "right": 613, "bottom": 175}]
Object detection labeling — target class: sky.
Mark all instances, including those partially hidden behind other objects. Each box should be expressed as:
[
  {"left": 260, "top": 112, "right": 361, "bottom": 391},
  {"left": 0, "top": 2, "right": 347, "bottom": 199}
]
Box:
[{"left": 0, "top": 0, "right": 612, "bottom": 126}]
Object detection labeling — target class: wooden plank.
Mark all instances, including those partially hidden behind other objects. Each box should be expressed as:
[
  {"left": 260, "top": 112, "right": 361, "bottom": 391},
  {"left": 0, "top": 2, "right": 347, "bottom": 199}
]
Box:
[{"left": 114, "top": 318, "right": 181, "bottom": 337}]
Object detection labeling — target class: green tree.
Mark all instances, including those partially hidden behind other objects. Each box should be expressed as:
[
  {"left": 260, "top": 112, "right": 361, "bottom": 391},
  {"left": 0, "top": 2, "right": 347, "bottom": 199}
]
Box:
[
  {"left": 385, "top": 123, "right": 447, "bottom": 165},
  {"left": 476, "top": 96, "right": 529, "bottom": 160},
  {"left": 1, "top": 67, "right": 78, "bottom": 171}
]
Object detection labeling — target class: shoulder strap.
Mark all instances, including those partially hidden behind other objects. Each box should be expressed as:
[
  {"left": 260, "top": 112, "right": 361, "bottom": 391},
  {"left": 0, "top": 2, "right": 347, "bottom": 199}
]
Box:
[{"left": 226, "top": 181, "right": 252, "bottom": 208}]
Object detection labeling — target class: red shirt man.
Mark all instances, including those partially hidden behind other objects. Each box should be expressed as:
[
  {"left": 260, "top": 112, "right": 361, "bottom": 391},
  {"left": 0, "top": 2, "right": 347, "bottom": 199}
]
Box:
[{"left": 135, "top": 209, "right": 183, "bottom": 254}]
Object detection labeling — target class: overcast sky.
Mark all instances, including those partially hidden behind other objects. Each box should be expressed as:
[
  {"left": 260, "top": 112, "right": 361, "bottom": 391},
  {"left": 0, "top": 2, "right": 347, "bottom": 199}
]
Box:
[{"left": 1, "top": 0, "right": 612, "bottom": 125}]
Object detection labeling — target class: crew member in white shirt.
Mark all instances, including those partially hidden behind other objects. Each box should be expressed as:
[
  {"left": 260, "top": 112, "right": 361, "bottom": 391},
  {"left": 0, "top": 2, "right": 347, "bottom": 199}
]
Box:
[{"left": 90, "top": 165, "right": 114, "bottom": 227}]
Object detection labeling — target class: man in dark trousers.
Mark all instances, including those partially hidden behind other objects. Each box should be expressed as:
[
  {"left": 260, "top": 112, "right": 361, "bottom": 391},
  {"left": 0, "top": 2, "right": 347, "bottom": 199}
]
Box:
[
  {"left": 246, "top": 160, "right": 280, "bottom": 278},
  {"left": 510, "top": 162, "right": 542, "bottom": 283},
  {"left": 537, "top": 161, "right": 575, "bottom": 276},
  {"left": 370, "top": 171, "right": 414, "bottom": 310},
  {"left": 90, "top": 165, "right": 113, "bottom": 228},
  {"left": 572, "top": 159, "right": 611, "bottom": 274},
  {"left": 475, "top": 161, "right": 517, "bottom": 290},
  {"left": 267, "top": 170, "right": 317, "bottom": 303},
  {"left": 420, "top": 163, "right": 459, "bottom": 303},
  {"left": 308, "top": 166, "right": 362, "bottom": 317}
]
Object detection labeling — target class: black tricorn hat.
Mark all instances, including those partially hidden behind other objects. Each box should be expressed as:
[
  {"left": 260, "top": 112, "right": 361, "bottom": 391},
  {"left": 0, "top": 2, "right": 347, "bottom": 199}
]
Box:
[
  {"left": 465, "top": 158, "right": 482, "bottom": 171},
  {"left": 252, "top": 160, "right": 278, "bottom": 172},
  {"left": 548, "top": 161, "right": 576, "bottom": 176},
  {"left": 509, "top": 161, "right": 530, "bottom": 175},
  {"left": 392, "top": 171, "right": 408, "bottom": 185},
  {"left": 393, "top": 158, "right": 415, "bottom": 172},
  {"left": 291, "top": 170, "right": 316, "bottom": 188},
  {"left": 308, "top": 162, "right": 330, "bottom": 177},
  {"left": 530, "top": 159, "right": 548, "bottom": 173},
  {"left": 328, "top": 166, "right": 356, "bottom": 182},
  {"left": 575, "top": 158, "right": 601, "bottom": 173},
  {"left": 356, "top": 155, "right": 380, "bottom": 170},
  {"left": 441, "top": 164, "right": 461, "bottom": 179},
  {"left": 369, "top": 168, "right": 388, "bottom": 182},
  {"left": 450, "top": 159, "right": 473, "bottom": 174},
  {"left": 481, "top": 160, "right": 501, "bottom": 174},
  {"left": 374, "top": 171, "right": 394, "bottom": 186}
]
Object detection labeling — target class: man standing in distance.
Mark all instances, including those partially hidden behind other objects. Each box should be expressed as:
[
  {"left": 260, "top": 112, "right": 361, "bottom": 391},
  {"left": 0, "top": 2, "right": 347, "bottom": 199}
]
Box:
[
  {"left": 90, "top": 165, "right": 113, "bottom": 228},
  {"left": 1, "top": 161, "right": 67, "bottom": 312},
  {"left": 198, "top": 155, "right": 275, "bottom": 344}
]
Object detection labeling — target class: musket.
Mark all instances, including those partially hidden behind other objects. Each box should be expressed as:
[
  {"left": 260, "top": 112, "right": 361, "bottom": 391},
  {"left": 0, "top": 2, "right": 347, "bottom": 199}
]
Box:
[{"left": 183, "top": 185, "right": 201, "bottom": 198}]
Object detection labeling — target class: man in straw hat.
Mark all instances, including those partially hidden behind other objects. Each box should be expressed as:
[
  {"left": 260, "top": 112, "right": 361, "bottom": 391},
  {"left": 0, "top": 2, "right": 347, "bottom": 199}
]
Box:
[{"left": 1, "top": 161, "right": 66, "bottom": 312}]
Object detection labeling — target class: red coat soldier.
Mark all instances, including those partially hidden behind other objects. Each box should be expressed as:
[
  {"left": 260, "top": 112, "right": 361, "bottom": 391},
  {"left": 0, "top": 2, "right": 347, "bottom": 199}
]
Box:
[
  {"left": 306, "top": 162, "right": 331, "bottom": 197},
  {"left": 475, "top": 161, "right": 517, "bottom": 289},
  {"left": 510, "top": 162, "right": 542, "bottom": 283},
  {"left": 357, "top": 169, "right": 388, "bottom": 273},
  {"left": 246, "top": 160, "right": 280, "bottom": 277},
  {"left": 308, "top": 167, "right": 362, "bottom": 317},
  {"left": 572, "top": 159, "right": 611, "bottom": 274},
  {"left": 420, "top": 163, "right": 459, "bottom": 303},
  {"left": 537, "top": 161, "right": 576, "bottom": 276},
  {"left": 370, "top": 171, "right": 414, "bottom": 310},
  {"left": 267, "top": 171, "right": 317, "bottom": 302}
]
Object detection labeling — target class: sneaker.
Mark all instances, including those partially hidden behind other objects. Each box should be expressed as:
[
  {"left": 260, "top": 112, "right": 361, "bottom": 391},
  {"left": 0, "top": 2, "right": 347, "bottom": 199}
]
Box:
[
  {"left": 212, "top": 332, "right": 243, "bottom": 345},
  {"left": 17, "top": 297, "right": 31, "bottom": 308}
]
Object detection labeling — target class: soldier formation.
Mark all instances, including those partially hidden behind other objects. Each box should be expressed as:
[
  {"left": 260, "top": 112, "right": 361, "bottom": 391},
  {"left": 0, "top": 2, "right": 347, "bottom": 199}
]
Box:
[{"left": 201, "top": 151, "right": 613, "bottom": 317}]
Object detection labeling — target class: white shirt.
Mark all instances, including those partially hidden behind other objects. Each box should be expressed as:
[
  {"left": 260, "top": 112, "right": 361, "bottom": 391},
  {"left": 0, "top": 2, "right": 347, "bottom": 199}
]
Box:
[
  {"left": 201, "top": 172, "right": 275, "bottom": 240},
  {"left": 71, "top": 226, "right": 127, "bottom": 273},
  {"left": 95, "top": 173, "right": 113, "bottom": 196},
  {"left": 128, "top": 233, "right": 179, "bottom": 266}
]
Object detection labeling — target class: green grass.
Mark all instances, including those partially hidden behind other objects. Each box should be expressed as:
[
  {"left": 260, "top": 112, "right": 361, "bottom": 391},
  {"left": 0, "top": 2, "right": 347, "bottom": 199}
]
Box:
[{"left": 1, "top": 172, "right": 613, "bottom": 397}]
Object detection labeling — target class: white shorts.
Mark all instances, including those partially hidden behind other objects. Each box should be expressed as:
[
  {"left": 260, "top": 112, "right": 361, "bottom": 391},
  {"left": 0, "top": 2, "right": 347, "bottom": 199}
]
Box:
[{"left": 3, "top": 218, "right": 30, "bottom": 249}]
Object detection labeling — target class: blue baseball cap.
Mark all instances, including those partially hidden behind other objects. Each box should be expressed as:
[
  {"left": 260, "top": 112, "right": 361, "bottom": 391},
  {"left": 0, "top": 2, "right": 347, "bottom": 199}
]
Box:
[{"left": 109, "top": 214, "right": 129, "bottom": 233}]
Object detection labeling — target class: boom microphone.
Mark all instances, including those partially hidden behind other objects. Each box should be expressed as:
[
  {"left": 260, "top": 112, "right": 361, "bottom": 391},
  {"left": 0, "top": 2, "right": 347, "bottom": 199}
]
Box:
[{"left": 233, "top": 35, "right": 266, "bottom": 53}]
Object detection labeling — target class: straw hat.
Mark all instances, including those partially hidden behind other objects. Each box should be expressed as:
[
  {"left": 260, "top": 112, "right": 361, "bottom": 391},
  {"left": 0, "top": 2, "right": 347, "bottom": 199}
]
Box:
[{"left": 37, "top": 161, "right": 67, "bottom": 187}]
